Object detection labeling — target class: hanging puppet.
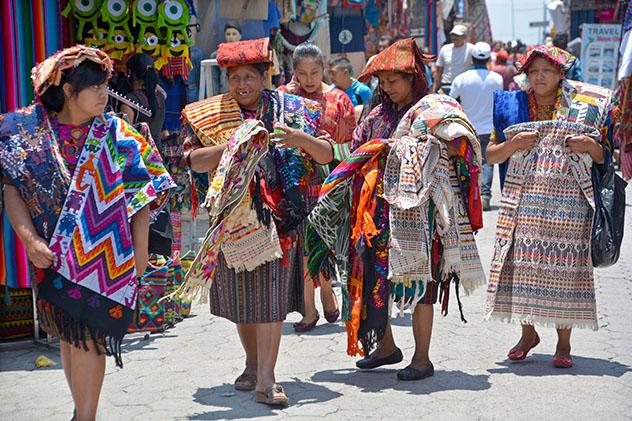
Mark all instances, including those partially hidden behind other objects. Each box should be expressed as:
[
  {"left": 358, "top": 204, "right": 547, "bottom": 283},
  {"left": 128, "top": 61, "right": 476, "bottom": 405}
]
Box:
[
  {"left": 101, "top": 0, "right": 134, "bottom": 44},
  {"left": 133, "top": 0, "right": 166, "bottom": 69},
  {"left": 84, "top": 24, "right": 109, "bottom": 50},
  {"left": 157, "top": 0, "right": 194, "bottom": 46},
  {"left": 133, "top": 0, "right": 159, "bottom": 36},
  {"left": 161, "top": 32, "right": 192, "bottom": 79},
  {"left": 157, "top": 0, "right": 196, "bottom": 79},
  {"left": 61, "top": 0, "right": 103, "bottom": 41}
]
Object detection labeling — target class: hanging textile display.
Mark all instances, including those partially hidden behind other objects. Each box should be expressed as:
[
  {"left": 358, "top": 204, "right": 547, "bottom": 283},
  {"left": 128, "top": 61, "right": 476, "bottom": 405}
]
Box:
[
  {"left": 330, "top": 15, "right": 366, "bottom": 53},
  {"left": 1, "top": 0, "right": 68, "bottom": 289},
  {"left": 425, "top": 0, "right": 439, "bottom": 55},
  {"left": 466, "top": 0, "right": 493, "bottom": 44}
]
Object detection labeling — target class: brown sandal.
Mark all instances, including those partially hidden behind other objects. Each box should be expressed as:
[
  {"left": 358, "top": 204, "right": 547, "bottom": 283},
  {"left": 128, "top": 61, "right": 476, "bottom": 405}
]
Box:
[
  {"left": 255, "top": 384, "right": 289, "bottom": 407},
  {"left": 234, "top": 371, "right": 257, "bottom": 391},
  {"left": 293, "top": 313, "right": 319, "bottom": 332}
]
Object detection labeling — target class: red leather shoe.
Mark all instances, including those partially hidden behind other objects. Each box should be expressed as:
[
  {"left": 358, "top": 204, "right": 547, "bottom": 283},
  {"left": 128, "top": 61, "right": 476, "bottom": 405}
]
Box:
[
  {"left": 553, "top": 354, "right": 573, "bottom": 368},
  {"left": 507, "top": 334, "right": 541, "bottom": 361}
]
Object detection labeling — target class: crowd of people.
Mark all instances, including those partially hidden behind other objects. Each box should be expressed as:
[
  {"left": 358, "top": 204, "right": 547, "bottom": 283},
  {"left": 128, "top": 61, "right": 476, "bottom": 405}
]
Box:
[{"left": 0, "top": 20, "right": 623, "bottom": 420}]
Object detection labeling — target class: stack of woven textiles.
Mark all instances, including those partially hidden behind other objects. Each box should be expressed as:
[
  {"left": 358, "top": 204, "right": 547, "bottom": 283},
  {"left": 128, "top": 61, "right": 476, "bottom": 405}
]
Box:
[{"left": 307, "top": 94, "right": 486, "bottom": 356}]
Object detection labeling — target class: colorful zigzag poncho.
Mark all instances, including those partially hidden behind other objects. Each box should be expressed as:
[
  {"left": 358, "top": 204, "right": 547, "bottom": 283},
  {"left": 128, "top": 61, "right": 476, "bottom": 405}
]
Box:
[{"left": 0, "top": 105, "right": 175, "bottom": 367}]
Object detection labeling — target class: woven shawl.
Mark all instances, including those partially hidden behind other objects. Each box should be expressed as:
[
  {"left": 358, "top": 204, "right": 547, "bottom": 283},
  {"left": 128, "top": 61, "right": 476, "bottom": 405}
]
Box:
[
  {"left": 174, "top": 120, "right": 280, "bottom": 303},
  {"left": 181, "top": 94, "right": 242, "bottom": 147},
  {"left": 486, "top": 120, "right": 600, "bottom": 321},
  {"left": 0, "top": 107, "right": 174, "bottom": 367}
]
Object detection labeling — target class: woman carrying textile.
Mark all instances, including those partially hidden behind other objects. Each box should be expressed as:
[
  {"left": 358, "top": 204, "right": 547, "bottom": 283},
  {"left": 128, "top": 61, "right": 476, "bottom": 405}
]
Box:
[
  {"left": 485, "top": 46, "right": 618, "bottom": 368},
  {"left": 307, "top": 38, "right": 485, "bottom": 380},
  {"left": 0, "top": 46, "right": 174, "bottom": 420},
  {"left": 278, "top": 42, "right": 356, "bottom": 332},
  {"left": 179, "top": 38, "right": 333, "bottom": 406}
]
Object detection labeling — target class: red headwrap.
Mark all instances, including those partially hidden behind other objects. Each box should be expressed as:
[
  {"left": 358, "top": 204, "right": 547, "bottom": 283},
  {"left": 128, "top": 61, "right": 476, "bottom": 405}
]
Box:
[
  {"left": 216, "top": 37, "right": 273, "bottom": 69},
  {"left": 358, "top": 38, "right": 434, "bottom": 108}
]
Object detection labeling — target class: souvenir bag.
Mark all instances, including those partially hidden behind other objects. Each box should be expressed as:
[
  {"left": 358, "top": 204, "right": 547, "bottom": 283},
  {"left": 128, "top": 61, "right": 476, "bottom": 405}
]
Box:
[
  {"left": 128, "top": 264, "right": 168, "bottom": 333},
  {"left": 179, "top": 251, "right": 196, "bottom": 317},
  {"left": 0, "top": 287, "right": 34, "bottom": 340},
  {"left": 164, "top": 253, "right": 185, "bottom": 324},
  {"left": 591, "top": 148, "right": 627, "bottom": 267}
]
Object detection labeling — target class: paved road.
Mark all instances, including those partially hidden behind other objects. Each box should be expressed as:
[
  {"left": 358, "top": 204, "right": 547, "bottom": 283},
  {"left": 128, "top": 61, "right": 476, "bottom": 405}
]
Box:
[{"left": 2, "top": 178, "right": 632, "bottom": 421}]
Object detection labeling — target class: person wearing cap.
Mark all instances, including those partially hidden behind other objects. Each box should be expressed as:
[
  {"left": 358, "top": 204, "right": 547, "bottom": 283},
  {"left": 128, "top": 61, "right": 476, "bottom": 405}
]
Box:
[
  {"left": 450, "top": 42, "right": 503, "bottom": 211},
  {"left": 432, "top": 24, "right": 474, "bottom": 94},
  {"left": 492, "top": 50, "right": 517, "bottom": 90}
]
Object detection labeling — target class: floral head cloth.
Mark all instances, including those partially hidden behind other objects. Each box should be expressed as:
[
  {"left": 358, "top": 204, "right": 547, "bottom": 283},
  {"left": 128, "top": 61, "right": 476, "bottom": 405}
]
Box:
[
  {"left": 31, "top": 45, "right": 113, "bottom": 96},
  {"left": 516, "top": 45, "right": 576, "bottom": 75}
]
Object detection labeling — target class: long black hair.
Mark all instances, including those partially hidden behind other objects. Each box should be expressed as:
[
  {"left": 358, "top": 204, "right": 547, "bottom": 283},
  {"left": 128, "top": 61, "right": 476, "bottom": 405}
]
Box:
[
  {"left": 39, "top": 60, "right": 109, "bottom": 113},
  {"left": 126, "top": 53, "right": 159, "bottom": 112}
]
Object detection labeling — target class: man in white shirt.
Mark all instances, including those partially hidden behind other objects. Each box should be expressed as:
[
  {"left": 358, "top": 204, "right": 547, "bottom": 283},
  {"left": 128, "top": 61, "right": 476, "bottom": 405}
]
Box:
[
  {"left": 450, "top": 42, "right": 503, "bottom": 211},
  {"left": 432, "top": 24, "right": 474, "bottom": 93}
]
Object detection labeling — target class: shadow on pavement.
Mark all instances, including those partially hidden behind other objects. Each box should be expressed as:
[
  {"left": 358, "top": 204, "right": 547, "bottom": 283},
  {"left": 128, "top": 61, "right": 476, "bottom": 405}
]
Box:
[
  {"left": 488, "top": 353, "right": 632, "bottom": 377},
  {"left": 283, "top": 321, "right": 347, "bottom": 337},
  {"left": 122, "top": 332, "right": 179, "bottom": 353},
  {"left": 311, "top": 367, "right": 491, "bottom": 394},
  {"left": 190, "top": 377, "right": 342, "bottom": 419}
]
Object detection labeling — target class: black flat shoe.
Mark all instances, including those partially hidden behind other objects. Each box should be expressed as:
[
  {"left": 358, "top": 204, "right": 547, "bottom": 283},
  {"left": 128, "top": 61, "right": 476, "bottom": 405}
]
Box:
[
  {"left": 397, "top": 362, "right": 434, "bottom": 381},
  {"left": 356, "top": 348, "right": 403, "bottom": 369}
]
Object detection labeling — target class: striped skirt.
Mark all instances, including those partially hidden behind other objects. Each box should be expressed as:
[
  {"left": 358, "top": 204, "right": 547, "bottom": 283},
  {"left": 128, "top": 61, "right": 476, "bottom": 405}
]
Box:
[{"left": 209, "top": 236, "right": 304, "bottom": 324}]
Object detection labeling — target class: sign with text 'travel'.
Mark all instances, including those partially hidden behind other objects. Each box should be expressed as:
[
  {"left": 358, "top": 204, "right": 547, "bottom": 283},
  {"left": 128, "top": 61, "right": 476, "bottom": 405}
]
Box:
[{"left": 581, "top": 24, "right": 622, "bottom": 89}]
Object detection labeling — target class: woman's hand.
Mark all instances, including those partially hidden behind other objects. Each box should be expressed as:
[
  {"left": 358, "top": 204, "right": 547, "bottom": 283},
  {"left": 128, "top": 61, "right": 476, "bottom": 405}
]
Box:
[
  {"left": 271, "top": 125, "right": 308, "bottom": 149},
  {"left": 566, "top": 135, "right": 604, "bottom": 163},
  {"left": 26, "top": 236, "right": 54, "bottom": 269},
  {"left": 565, "top": 135, "right": 597, "bottom": 153},
  {"left": 285, "top": 81, "right": 299, "bottom": 93},
  {"left": 510, "top": 131, "right": 538, "bottom": 152}
]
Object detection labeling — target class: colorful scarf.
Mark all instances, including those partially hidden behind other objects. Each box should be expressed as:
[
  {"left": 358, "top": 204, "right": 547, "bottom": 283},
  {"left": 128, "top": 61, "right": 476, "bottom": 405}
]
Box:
[
  {"left": 358, "top": 38, "right": 433, "bottom": 85},
  {"left": 516, "top": 45, "right": 576, "bottom": 75},
  {"left": 216, "top": 37, "right": 273, "bottom": 68},
  {"left": 306, "top": 139, "right": 389, "bottom": 355},
  {"left": 0, "top": 106, "right": 174, "bottom": 367},
  {"left": 181, "top": 94, "right": 242, "bottom": 147},
  {"left": 176, "top": 120, "right": 282, "bottom": 302},
  {"left": 358, "top": 38, "right": 432, "bottom": 114}
]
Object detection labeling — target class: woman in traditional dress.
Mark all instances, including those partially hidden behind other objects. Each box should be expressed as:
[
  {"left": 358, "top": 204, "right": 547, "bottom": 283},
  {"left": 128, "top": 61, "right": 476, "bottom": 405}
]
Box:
[
  {"left": 308, "top": 38, "right": 485, "bottom": 380},
  {"left": 180, "top": 38, "right": 333, "bottom": 406},
  {"left": 0, "top": 46, "right": 174, "bottom": 420},
  {"left": 278, "top": 42, "right": 356, "bottom": 332},
  {"left": 486, "top": 46, "right": 618, "bottom": 368}
]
